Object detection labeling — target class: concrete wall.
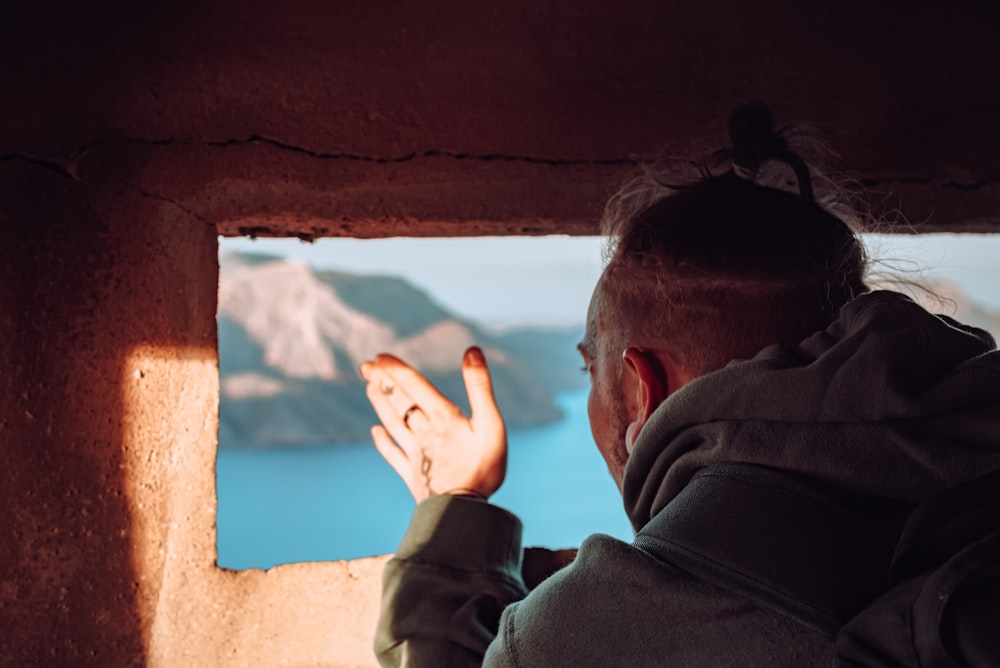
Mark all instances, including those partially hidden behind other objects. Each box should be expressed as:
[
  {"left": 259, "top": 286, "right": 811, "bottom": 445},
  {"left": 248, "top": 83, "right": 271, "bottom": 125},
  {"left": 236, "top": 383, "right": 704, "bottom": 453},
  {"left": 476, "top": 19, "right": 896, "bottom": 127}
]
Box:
[
  {"left": 0, "top": 163, "right": 385, "bottom": 667},
  {"left": 3, "top": 0, "right": 1000, "bottom": 237}
]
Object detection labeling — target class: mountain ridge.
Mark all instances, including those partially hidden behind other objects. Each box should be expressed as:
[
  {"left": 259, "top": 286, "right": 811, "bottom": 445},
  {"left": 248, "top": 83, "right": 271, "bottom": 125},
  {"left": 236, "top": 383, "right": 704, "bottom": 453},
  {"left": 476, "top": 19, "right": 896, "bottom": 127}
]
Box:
[{"left": 218, "top": 252, "right": 585, "bottom": 449}]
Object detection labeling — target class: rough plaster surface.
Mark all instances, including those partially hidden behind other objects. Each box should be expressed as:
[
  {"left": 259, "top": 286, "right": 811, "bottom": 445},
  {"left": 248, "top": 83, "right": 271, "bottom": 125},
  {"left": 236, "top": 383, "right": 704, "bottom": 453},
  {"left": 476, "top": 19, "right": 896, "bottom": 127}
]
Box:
[
  {"left": 2, "top": 0, "right": 1000, "bottom": 237},
  {"left": 1, "top": 164, "right": 385, "bottom": 667}
]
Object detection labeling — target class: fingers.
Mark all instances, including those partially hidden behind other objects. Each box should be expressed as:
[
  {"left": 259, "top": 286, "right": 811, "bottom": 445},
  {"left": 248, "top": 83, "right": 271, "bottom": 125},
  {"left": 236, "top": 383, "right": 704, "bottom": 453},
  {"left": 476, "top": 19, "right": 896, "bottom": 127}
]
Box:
[
  {"left": 362, "top": 358, "right": 442, "bottom": 441},
  {"left": 361, "top": 349, "right": 501, "bottom": 427},
  {"left": 362, "top": 348, "right": 506, "bottom": 503},
  {"left": 361, "top": 354, "right": 455, "bottom": 417},
  {"left": 462, "top": 347, "right": 504, "bottom": 428},
  {"left": 364, "top": 379, "right": 413, "bottom": 438},
  {"left": 371, "top": 425, "right": 411, "bottom": 479},
  {"left": 378, "top": 356, "right": 453, "bottom": 413}
]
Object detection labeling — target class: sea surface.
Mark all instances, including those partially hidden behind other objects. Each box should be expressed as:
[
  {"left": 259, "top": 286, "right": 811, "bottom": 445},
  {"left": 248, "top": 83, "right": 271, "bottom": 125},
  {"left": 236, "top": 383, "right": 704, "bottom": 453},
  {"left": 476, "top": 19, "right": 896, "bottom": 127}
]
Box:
[{"left": 216, "top": 390, "right": 633, "bottom": 570}]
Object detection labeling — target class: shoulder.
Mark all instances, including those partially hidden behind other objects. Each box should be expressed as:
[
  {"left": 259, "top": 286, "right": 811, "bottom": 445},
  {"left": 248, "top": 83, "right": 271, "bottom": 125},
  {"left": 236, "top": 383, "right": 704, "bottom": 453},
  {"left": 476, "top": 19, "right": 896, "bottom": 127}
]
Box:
[{"left": 488, "top": 534, "right": 833, "bottom": 668}]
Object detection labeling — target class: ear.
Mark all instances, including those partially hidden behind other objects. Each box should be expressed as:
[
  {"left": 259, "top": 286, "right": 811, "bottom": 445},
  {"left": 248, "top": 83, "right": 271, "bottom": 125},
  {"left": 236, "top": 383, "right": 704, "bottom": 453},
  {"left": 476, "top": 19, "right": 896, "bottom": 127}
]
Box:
[{"left": 621, "top": 347, "right": 674, "bottom": 453}]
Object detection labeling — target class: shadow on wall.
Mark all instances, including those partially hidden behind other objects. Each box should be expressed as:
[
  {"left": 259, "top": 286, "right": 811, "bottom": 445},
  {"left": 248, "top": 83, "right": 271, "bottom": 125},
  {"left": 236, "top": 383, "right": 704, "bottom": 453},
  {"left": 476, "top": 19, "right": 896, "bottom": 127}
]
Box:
[{"left": 0, "top": 163, "right": 219, "bottom": 664}]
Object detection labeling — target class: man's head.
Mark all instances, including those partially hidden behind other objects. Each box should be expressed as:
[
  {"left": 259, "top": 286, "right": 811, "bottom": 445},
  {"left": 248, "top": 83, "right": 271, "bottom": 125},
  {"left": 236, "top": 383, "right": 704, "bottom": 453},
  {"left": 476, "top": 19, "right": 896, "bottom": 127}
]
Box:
[{"left": 580, "top": 170, "right": 868, "bottom": 488}]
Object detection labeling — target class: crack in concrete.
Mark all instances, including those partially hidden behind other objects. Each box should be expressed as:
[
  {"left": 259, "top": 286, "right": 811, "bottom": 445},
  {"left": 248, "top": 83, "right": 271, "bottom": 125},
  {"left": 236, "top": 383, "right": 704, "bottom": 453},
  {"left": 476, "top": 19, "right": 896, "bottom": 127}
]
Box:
[
  {"left": 43, "top": 135, "right": 641, "bottom": 168},
  {"left": 130, "top": 185, "right": 215, "bottom": 227},
  {"left": 14, "top": 136, "right": 1000, "bottom": 188},
  {"left": 0, "top": 151, "right": 219, "bottom": 224},
  {"left": 207, "top": 134, "right": 640, "bottom": 166},
  {"left": 0, "top": 154, "right": 76, "bottom": 180}
]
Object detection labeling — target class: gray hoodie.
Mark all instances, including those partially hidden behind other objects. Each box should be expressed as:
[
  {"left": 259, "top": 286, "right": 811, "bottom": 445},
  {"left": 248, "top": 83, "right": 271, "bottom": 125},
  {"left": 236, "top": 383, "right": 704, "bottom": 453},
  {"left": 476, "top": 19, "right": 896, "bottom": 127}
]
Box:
[{"left": 375, "top": 291, "right": 1000, "bottom": 667}]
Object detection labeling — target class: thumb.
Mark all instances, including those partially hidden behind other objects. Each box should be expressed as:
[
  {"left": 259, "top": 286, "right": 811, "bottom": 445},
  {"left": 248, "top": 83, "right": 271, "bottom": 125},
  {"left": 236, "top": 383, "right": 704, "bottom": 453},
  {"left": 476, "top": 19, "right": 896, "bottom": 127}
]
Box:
[{"left": 462, "top": 347, "right": 503, "bottom": 427}]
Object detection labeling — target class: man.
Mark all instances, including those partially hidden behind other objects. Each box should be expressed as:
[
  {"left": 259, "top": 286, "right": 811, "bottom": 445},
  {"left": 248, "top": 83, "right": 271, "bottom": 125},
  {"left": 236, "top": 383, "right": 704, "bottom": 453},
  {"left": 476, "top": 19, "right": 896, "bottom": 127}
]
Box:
[{"left": 359, "top": 111, "right": 1000, "bottom": 666}]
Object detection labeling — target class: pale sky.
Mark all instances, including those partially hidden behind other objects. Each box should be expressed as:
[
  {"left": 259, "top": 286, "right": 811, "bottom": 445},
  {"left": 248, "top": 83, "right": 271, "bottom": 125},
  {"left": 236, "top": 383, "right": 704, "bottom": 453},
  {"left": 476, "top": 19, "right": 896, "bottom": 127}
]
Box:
[
  {"left": 219, "top": 235, "right": 607, "bottom": 327},
  {"left": 219, "top": 234, "right": 1000, "bottom": 327}
]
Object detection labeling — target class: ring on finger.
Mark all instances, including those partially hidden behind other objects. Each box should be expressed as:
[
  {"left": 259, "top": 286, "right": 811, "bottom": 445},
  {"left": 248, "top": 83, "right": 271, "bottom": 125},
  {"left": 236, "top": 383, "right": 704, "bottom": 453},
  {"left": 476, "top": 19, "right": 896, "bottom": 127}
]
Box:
[{"left": 402, "top": 404, "right": 422, "bottom": 429}]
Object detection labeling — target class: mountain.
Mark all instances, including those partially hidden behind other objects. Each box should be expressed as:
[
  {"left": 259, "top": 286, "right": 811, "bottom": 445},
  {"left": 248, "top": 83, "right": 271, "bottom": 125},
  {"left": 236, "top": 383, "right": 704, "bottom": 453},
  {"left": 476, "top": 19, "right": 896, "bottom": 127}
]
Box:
[
  {"left": 491, "top": 326, "right": 589, "bottom": 395},
  {"left": 217, "top": 252, "right": 585, "bottom": 449}
]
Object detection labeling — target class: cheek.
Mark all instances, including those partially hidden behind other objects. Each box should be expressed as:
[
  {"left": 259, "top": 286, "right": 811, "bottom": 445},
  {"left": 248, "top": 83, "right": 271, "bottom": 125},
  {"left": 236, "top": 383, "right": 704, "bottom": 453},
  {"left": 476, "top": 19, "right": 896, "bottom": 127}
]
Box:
[
  {"left": 586, "top": 383, "right": 602, "bottom": 445},
  {"left": 586, "top": 386, "right": 595, "bottom": 430},
  {"left": 587, "top": 382, "right": 615, "bottom": 459}
]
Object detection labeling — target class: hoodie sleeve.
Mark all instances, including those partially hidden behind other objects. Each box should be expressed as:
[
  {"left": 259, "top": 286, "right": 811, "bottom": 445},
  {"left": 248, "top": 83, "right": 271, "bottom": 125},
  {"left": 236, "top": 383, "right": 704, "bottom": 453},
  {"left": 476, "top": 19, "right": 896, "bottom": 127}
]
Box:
[{"left": 375, "top": 495, "right": 529, "bottom": 667}]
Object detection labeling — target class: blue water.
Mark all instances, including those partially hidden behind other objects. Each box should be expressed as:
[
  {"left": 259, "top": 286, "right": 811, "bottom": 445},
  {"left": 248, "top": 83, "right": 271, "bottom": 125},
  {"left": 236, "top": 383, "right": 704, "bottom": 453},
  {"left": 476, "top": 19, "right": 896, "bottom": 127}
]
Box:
[{"left": 216, "top": 390, "right": 634, "bottom": 569}]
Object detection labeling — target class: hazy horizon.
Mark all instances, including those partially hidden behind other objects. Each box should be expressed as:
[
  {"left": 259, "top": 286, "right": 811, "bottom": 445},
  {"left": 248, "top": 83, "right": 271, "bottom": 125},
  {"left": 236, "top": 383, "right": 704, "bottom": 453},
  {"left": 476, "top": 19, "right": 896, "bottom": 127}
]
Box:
[{"left": 219, "top": 233, "right": 1000, "bottom": 327}]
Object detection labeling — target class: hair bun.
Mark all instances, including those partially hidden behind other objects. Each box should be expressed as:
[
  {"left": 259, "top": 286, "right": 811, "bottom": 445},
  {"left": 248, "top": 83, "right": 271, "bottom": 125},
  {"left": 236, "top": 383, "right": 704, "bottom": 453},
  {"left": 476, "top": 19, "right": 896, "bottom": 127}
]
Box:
[
  {"left": 726, "top": 102, "right": 814, "bottom": 201},
  {"left": 728, "top": 102, "right": 787, "bottom": 173}
]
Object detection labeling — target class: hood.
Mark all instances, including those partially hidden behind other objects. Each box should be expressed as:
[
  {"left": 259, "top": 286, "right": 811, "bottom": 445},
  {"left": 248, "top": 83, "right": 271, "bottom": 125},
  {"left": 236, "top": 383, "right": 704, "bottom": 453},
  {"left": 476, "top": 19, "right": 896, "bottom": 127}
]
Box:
[{"left": 623, "top": 290, "right": 1000, "bottom": 533}]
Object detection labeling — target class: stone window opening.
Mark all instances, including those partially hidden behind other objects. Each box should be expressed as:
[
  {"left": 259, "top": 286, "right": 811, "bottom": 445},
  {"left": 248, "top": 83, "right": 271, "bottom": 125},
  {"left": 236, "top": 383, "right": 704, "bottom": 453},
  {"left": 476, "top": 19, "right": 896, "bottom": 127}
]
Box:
[
  {"left": 212, "top": 232, "right": 1000, "bottom": 572},
  {"left": 213, "top": 235, "right": 635, "bottom": 570}
]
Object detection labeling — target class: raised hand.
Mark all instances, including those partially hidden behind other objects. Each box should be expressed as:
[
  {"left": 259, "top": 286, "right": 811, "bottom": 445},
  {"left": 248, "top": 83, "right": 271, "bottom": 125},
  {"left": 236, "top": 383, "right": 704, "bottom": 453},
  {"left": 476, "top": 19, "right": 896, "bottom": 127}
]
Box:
[{"left": 359, "top": 347, "right": 507, "bottom": 504}]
